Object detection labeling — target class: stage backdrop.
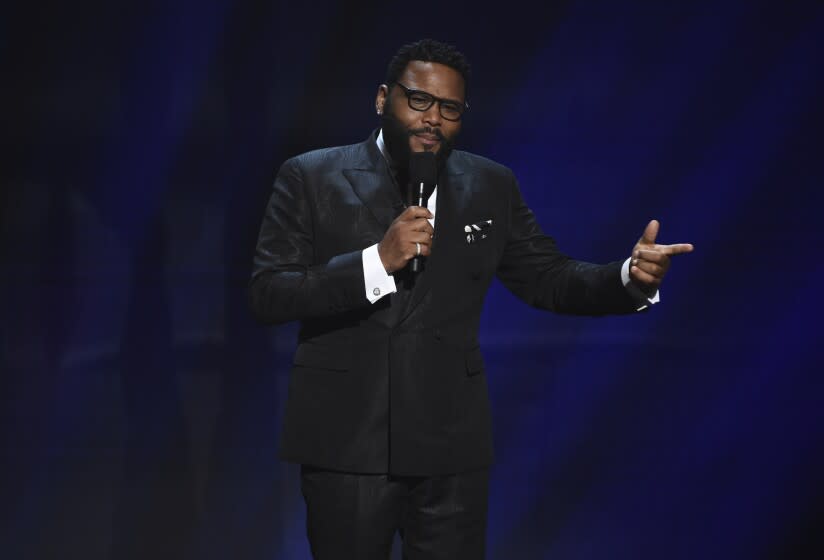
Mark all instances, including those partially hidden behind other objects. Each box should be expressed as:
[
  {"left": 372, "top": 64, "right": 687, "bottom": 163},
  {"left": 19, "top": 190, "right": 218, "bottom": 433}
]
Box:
[{"left": 2, "top": 1, "right": 822, "bottom": 559}]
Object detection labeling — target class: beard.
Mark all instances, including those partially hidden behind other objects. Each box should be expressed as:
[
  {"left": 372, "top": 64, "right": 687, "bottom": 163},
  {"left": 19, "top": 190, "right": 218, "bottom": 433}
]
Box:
[{"left": 379, "top": 96, "right": 456, "bottom": 176}]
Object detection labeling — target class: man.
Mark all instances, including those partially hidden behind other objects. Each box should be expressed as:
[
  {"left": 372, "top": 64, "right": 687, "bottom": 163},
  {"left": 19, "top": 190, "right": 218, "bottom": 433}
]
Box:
[{"left": 249, "top": 39, "right": 692, "bottom": 559}]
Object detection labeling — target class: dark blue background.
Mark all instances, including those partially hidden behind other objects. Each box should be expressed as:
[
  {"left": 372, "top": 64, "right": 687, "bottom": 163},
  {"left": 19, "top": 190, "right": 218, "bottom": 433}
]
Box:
[{"left": 3, "top": 1, "right": 823, "bottom": 558}]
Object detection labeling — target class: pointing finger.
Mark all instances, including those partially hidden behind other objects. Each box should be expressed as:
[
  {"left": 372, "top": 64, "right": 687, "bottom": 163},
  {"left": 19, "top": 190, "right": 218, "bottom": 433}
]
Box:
[{"left": 661, "top": 243, "right": 694, "bottom": 256}]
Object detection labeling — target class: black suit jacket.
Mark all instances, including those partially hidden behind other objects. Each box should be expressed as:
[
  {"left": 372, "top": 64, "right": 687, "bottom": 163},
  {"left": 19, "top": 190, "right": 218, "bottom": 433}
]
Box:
[{"left": 249, "top": 131, "right": 639, "bottom": 476}]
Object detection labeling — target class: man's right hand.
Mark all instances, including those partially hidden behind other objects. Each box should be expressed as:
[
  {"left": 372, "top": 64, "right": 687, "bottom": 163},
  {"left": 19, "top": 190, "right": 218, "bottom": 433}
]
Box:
[{"left": 377, "top": 206, "right": 434, "bottom": 273}]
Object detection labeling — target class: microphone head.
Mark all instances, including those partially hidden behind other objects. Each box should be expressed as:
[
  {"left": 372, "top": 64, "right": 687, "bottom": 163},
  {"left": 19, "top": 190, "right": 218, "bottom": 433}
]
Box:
[{"left": 409, "top": 151, "right": 438, "bottom": 185}]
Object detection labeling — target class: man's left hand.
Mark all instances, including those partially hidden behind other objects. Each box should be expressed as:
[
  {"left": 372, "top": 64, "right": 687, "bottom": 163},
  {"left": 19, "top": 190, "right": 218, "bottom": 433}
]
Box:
[{"left": 629, "top": 219, "right": 694, "bottom": 294}]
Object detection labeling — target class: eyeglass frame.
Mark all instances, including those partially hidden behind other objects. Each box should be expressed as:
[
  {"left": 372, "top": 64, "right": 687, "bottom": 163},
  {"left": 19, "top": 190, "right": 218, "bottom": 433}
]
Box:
[{"left": 392, "top": 82, "right": 469, "bottom": 122}]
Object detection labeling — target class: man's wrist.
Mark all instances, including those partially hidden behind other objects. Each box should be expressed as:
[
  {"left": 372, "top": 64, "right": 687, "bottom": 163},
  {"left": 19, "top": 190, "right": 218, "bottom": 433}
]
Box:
[
  {"left": 363, "top": 243, "right": 396, "bottom": 303},
  {"left": 621, "top": 257, "right": 660, "bottom": 311},
  {"left": 376, "top": 241, "right": 391, "bottom": 274}
]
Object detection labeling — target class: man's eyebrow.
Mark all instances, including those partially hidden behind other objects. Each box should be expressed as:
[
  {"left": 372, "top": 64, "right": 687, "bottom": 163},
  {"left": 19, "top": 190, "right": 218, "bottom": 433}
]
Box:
[
  {"left": 430, "top": 91, "right": 465, "bottom": 106},
  {"left": 406, "top": 84, "right": 464, "bottom": 105}
]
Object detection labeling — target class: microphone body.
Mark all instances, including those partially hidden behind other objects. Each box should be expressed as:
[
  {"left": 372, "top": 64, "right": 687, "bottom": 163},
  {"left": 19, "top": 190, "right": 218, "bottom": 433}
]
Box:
[{"left": 408, "top": 152, "right": 438, "bottom": 273}]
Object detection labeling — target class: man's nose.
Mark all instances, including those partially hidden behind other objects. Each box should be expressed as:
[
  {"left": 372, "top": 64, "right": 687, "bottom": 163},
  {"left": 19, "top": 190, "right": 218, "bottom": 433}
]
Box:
[{"left": 422, "top": 102, "right": 442, "bottom": 126}]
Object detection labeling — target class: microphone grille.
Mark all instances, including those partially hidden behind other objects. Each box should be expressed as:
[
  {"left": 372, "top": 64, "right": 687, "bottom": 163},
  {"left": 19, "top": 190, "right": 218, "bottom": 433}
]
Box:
[{"left": 409, "top": 151, "right": 438, "bottom": 184}]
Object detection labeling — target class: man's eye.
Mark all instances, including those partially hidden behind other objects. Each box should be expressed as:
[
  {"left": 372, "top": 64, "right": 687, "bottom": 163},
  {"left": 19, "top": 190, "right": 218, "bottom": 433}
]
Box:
[
  {"left": 441, "top": 102, "right": 461, "bottom": 114},
  {"left": 410, "top": 94, "right": 431, "bottom": 106}
]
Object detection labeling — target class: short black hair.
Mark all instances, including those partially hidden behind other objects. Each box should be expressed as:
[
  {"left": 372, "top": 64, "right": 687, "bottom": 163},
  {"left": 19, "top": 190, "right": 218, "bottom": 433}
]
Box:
[{"left": 384, "top": 39, "right": 471, "bottom": 98}]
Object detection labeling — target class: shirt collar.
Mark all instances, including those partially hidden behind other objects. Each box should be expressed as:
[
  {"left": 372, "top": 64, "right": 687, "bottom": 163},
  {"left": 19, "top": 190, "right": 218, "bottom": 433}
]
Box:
[{"left": 376, "top": 129, "right": 393, "bottom": 166}]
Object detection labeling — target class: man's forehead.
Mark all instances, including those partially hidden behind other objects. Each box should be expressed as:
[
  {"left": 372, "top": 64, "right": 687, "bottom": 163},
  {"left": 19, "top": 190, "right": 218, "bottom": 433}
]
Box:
[{"left": 400, "top": 61, "right": 465, "bottom": 99}]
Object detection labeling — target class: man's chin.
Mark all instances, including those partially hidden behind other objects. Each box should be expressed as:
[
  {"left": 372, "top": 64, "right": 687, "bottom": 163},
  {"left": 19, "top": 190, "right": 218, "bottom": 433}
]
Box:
[
  {"left": 422, "top": 137, "right": 454, "bottom": 170},
  {"left": 409, "top": 136, "right": 442, "bottom": 154}
]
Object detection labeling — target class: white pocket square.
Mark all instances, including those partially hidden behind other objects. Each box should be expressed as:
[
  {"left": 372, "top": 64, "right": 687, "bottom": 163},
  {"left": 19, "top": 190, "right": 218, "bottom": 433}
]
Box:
[{"left": 464, "top": 219, "right": 493, "bottom": 243}]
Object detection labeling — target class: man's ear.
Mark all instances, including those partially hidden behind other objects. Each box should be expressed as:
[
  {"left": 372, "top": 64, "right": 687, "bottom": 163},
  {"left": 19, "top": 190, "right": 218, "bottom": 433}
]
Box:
[{"left": 375, "top": 84, "right": 389, "bottom": 115}]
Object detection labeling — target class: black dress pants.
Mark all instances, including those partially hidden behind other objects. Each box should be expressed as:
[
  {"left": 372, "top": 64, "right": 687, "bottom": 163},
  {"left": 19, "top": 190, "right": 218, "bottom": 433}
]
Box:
[{"left": 300, "top": 466, "right": 489, "bottom": 560}]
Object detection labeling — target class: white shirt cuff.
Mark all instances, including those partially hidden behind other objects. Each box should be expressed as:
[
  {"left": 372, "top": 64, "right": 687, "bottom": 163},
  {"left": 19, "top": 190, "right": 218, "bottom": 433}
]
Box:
[
  {"left": 363, "top": 243, "right": 396, "bottom": 303},
  {"left": 621, "top": 257, "right": 660, "bottom": 311}
]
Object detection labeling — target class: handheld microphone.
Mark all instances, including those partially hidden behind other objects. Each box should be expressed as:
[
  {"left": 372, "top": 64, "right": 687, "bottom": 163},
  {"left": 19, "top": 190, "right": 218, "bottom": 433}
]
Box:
[{"left": 408, "top": 151, "right": 438, "bottom": 273}]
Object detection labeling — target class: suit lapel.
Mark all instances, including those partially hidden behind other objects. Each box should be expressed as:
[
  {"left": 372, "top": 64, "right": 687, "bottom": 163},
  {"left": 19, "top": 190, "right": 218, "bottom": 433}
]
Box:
[{"left": 343, "top": 134, "right": 403, "bottom": 229}]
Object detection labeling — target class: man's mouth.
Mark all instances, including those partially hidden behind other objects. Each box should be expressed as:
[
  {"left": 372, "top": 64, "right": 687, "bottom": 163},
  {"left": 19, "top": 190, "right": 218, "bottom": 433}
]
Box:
[{"left": 414, "top": 133, "right": 441, "bottom": 148}]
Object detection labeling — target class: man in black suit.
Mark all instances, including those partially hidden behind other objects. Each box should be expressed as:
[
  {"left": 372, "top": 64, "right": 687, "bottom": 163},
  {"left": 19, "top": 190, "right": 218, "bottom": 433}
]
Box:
[{"left": 249, "top": 39, "right": 692, "bottom": 560}]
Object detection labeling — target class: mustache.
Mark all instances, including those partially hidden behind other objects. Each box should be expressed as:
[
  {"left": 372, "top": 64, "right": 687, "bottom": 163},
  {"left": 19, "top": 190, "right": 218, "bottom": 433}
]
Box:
[{"left": 408, "top": 127, "right": 445, "bottom": 140}]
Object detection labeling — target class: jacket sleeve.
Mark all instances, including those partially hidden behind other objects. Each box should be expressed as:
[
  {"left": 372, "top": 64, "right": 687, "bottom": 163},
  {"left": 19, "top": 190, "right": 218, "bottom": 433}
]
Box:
[
  {"left": 248, "top": 157, "right": 369, "bottom": 325},
  {"left": 495, "top": 171, "right": 638, "bottom": 316}
]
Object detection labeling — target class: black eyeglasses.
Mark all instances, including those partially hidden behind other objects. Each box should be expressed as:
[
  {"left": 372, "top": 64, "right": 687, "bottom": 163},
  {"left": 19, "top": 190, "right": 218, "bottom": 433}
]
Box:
[{"left": 394, "top": 82, "right": 469, "bottom": 122}]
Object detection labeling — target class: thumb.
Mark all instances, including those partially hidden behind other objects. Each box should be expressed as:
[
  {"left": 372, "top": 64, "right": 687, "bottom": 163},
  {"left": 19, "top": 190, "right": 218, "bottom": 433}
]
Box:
[{"left": 640, "top": 219, "right": 659, "bottom": 245}]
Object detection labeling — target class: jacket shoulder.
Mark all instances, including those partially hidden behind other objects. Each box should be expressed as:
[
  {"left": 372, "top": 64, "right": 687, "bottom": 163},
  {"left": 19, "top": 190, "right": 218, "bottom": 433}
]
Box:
[
  {"left": 284, "top": 141, "right": 369, "bottom": 173},
  {"left": 449, "top": 149, "right": 516, "bottom": 184}
]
